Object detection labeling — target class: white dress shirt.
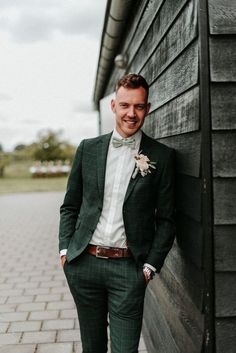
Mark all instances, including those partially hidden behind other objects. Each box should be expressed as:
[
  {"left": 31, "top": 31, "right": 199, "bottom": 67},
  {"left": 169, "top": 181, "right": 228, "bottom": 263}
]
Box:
[{"left": 90, "top": 128, "right": 141, "bottom": 247}]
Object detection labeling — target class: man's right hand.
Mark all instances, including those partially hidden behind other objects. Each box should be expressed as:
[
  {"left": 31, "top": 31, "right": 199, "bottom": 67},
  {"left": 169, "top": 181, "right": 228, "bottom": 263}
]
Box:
[{"left": 60, "top": 255, "right": 67, "bottom": 268}]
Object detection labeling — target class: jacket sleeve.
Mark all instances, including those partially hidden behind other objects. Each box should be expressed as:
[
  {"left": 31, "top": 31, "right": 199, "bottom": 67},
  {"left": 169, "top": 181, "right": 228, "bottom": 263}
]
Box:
[
  {"left": 146, "top": 148, "right": 176, "bottom": 272},
  {"left": 58, "top": 140, "right": 84, "bottom": 252}
]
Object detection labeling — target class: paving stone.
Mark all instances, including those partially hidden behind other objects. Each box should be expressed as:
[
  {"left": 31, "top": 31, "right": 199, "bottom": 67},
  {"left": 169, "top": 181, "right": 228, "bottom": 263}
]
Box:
[
  {"left": 21, "top": 331, "right": 56, "bottom": 344},
  {"left": 30, "top": 276, "right": 53, "bottom": 282},
  {"left": 16, "top": 282, "right": 39, "bottom": 289},
  {"left": 0, "top": 304, "right": 17, "bottom": 313},
  {"left": 44, "top": 271, "right": 61, "bottom": 276},
  {"left": 0, "top": 283, "right": 14, "bottom": 290},
  {"left": 42, "top": 319, "right": 74, "bottom": 331},
  {"left": 51, "top": 287, "right": 69, "bottom": 294},
  {"left": 1, "top": 272, "right": 21, "bottom": 278},
  {"left": 74, "top": 319, "right": 80, "bottom": 329},
  {"left": 47, "top": 301, "right": 75, "bottom": 310},
  {"left": 7, "top": 296, "right": 34, "bottom": 304},
  {"left": 62, "top": 292, "right": 74, "bottom": 300},
  {"left": 8, "top": 321, "right": 41, "bottom": 332},
  {"left": 29, "top": 310, "right": 59, "bottom": 321},
  {"left": 7, "top": 277, "right": 29, "bottom": 284},
  {"left": 57, "top": 329, "right": 81, "bottom": 342},
  {"left": 53, "top": 274, "right": 66, "bottom": 281},
  {"left": 22, "top": 271, "right": 43, "bottom": 277},
  {"left": 40, "top": 281, "right": 63, "bottom": 289},
  {"left": 60, "top": 309, "right": 77, "bottom": 319},
  {"left": 0, "top": 323, "right": 9, "bottom": 333},
  {"left": 0, "top": 289, "right": 23, "bottom": 297},
  {"left": 35, "top": 294, "right": 61, "bottom": 302},
  {"left": 37, "top": 342, "right": 73, "bottom": 353},
  {"left": 0, "top": 312, "right": 28, "bottom": 322},
  {"left": 74, "top": 341, "right": 83, "bottom": 352},
  {"left": 0, "top": 298, "right": 7, "bottom": 305},
  {"left": 17, "top": 302, "right": 45, "bottom": 312},
  {"left": 24, "top": 288, "right": 50, "bottom": 295},
  {"left": 0, "top": 344, "right": 36, "bottom": 353},
  {"left": 0, "top": 332, "right": 21, "bottom": 344}
]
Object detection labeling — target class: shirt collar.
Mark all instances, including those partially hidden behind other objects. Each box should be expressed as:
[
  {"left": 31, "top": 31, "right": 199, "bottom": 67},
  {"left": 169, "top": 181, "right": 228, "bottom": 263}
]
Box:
[{"left": 112, "top": 128, "right": 142, "bottom": 150}]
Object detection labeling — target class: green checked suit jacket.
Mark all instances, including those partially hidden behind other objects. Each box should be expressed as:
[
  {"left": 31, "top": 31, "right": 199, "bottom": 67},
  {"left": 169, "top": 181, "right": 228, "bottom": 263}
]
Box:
[{"left": 59, "top": 131, "right": 175, "bottom": 273}]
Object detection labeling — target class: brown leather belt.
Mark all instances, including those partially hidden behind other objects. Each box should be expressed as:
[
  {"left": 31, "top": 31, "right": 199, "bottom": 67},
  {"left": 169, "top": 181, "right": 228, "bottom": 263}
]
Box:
[{"left": 87, "top": 245, "right": 132, "bottom": 259}]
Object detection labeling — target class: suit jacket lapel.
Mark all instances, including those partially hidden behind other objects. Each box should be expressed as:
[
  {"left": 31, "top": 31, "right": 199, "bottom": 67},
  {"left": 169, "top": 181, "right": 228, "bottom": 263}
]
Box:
[
  {"left": 97, "top": 132, "right": 112, "bottom": 201},
  {"left": 124, "top": 132, "right": 150, "bottom": 203}
]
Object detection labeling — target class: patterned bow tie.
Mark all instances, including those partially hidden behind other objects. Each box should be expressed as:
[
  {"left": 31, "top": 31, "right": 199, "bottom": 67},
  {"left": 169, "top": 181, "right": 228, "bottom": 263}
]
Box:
[{"left": 112, "top": 136, "right": 135, "bottom": 149}]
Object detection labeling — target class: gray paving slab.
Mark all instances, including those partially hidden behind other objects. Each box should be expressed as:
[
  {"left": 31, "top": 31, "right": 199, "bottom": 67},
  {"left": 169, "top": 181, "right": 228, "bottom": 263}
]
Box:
[
  {"left": 37, "top": 342, "right": 73, "bottom": 353},
  {"left": 0, "top": 192, "right": 148, "bottom": 352},
  {"left": 0, "top": 344, "right": 36, "bottom": 353}
]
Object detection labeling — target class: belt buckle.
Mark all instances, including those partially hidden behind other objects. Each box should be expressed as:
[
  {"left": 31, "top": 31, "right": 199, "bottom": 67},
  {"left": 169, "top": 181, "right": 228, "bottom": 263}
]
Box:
[{"left": 96, "top": 246, "right": 109, "bottom": 259}]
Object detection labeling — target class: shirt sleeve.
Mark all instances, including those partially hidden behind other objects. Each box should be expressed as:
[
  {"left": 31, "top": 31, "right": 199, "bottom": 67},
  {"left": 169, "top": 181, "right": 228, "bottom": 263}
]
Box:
[
  {"left": 143, "top": 263, "right": 156, "bottom": 273},
  {"left": 60, "top": 249, "right": 67, "bottom": 257}
]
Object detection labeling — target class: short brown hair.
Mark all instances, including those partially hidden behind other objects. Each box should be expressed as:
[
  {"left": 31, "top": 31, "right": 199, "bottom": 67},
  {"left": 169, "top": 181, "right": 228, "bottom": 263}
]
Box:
[{"left": 115, "top": 73, "right": 149, "bottom": 96}]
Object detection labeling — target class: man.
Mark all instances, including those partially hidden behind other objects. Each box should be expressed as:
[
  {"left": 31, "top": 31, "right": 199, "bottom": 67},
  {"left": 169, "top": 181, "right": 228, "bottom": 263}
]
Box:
[{"left": 59, "top": 73, "right": 175, "bottom": 353}]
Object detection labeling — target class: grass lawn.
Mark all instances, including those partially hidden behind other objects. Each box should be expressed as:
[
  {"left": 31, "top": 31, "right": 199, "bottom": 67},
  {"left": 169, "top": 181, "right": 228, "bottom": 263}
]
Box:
[
  {"left": 0, "top": 161, "right": 68, "bottom": 195},
  {"left": 0, "top": 177, "right": 68, "bottom": 195}
]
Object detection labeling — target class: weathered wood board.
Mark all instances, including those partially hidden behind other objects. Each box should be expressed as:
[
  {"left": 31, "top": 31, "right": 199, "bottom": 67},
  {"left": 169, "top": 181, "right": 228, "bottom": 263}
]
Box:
[
  {"left": 208, "top": 0, "right": 236, "bottom": 34},
  {"left": 214, "top": 225, "right": 236, "bottom": 271},
  {"left": 212, "top": 132, "right": 236, "bottom": 178},
  {"left": 211, "top": 83, "right": 236, "bottom": 130}
]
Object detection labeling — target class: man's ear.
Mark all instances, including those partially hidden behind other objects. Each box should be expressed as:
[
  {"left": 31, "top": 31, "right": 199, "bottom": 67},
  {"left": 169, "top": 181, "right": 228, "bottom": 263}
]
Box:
[
  {"left": 111, "top": 99, "right": 116, "bottom": 113},
  {"left": 146, "top": 102, "right": 151, "bottom": 115}
]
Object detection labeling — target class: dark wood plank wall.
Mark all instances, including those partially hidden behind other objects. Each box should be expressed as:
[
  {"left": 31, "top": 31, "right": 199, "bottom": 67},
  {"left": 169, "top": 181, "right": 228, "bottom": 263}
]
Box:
[
  {"left": 101, "top": 0, "right": 236, "bottom": 352},
  {"left": 104, "top": 1, "right": 205, "bottom": 352},
  {"left": 208, "top": 0, "right": 236, "bottom": 352}
]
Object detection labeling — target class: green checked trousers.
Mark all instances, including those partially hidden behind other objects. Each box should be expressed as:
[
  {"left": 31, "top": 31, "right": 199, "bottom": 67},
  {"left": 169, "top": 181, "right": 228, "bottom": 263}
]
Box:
[{"left": 63, "top": 252, "right": 147, "bottom": 353}]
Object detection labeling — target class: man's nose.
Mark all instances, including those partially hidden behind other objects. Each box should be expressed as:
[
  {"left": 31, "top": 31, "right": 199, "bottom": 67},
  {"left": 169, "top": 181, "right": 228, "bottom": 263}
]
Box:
[{"left": 127, "top": 106, "right": 136, "bottom": 117}]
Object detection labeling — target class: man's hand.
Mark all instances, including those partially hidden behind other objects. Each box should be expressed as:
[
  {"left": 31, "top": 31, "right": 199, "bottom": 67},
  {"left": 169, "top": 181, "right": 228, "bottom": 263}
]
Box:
[
  {"left": 143, "top": 267, "right": 151, "bottom": 284},
  {"left": 60, "top": 255, "right": 67, "bottom": 268}
]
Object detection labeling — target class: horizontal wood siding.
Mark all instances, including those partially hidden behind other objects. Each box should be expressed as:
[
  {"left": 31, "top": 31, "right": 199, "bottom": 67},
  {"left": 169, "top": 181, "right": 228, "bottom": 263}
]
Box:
[
  {"left": 158, "top": 132, "right": 201, "bottom": 177},
  {"left": 211, "top": 83, "right": 236, "bottom": 130},
  {"left": 145, "top": 86, "right": 200, "bottom": 139},
  {"left": 208, "top": 0, "right": 236, "bottom": 352},
  {"left": 97, "top": 0, "right": 236, "bottom": 351},
  {"left": 208, "top": 0, "right": 236, "bottom": 34},
  {"left": 140, "top": 2, "right": 204, "bottom": 350},
  {"left": 215, "top": 318, "right": 236, "bottom": 353},
  {"left": 214, "top": 225, "right": 236, "bottom": 271},
  {"left": 210, "top": 37, "right": 236, "bottom": 82}
]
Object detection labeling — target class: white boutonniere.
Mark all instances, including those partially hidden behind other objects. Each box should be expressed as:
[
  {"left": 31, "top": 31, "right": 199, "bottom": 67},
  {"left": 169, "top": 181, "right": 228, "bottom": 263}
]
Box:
[{"left": 132, "top": 152, "right": 156, "bottom": 179}]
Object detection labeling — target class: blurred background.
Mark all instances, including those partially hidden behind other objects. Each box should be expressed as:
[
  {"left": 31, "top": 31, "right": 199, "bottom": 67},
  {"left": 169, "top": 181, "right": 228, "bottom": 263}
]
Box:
[{"left": 0, "top": 0, "right": 107, "bottom": 194}]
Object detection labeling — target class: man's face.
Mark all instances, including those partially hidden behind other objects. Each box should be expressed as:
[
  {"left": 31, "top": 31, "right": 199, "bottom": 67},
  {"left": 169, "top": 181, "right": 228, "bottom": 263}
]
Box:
[{"left": 111, "top": 86, "right": 150, "bottom": 138}]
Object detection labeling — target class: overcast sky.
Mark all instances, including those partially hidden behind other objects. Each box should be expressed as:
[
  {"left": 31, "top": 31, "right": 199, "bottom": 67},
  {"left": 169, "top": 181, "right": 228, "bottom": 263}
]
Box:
[{"left": 0, "top": 0, "right": 107, "bottom": 151}]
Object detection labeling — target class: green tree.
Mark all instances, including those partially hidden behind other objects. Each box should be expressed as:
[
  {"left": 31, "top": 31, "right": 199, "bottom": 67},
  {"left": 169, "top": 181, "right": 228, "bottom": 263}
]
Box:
[
  {"left": 33, "top": 130, "right": 75, "bottom": 162},
  {"left": 0, "top": 150, "right": 9, "bottom": 177}
]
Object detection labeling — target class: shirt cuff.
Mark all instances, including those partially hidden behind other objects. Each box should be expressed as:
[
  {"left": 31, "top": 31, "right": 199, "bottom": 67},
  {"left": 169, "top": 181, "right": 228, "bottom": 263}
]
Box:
[
  {"left": 60, "top": 249, "right": 67, "bottom": 257},
  {"left": 143, "top": 263, "right": 156, "bottom": 273}
]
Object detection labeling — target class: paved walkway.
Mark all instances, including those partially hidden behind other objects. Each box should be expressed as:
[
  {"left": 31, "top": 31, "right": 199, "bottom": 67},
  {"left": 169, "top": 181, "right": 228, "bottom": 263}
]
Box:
[{"left": 0, "top": 192, "right": 148, "bottom": 353}]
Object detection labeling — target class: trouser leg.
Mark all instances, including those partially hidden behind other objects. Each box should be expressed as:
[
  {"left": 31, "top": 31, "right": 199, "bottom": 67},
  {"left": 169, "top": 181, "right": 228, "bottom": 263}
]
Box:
[
  {"left": 64, "top": 253, "right": 108, "bottom": 353},
  {"left": 107, "top": 258, "right": 147, "bottom": 353},
  {"left": 64, "top": 253, "right": 146, "bottom": 353}
]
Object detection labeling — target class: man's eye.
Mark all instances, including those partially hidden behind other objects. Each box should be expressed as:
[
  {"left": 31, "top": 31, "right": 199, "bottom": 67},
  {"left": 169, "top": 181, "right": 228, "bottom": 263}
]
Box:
[
  {"left": 137, "top": 105, "right": 145, "bottom": 110},
  {"left": 120, "top": 104, "right": 128, "bottom": 108}
]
